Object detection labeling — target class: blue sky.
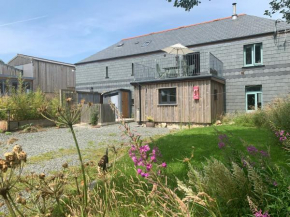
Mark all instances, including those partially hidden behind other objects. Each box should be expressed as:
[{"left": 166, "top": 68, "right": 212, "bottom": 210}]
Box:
[{"left": 0, "top": 0, "right": 281, "bottom": 64}]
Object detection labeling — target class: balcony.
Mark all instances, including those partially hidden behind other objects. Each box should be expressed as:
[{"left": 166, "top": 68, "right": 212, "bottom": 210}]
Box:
[{"left": 133, "top": 52, "right": 223, "bottom": 81}]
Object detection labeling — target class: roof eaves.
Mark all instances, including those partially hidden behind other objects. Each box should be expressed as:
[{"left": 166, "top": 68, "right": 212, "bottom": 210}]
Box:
[{"left": 130, "top": 75, "right": 225, "bottom": 85}]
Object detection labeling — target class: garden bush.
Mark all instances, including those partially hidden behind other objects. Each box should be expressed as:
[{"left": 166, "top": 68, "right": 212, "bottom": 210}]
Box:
[{"left": 0, "top": 77, "right": 60, "bottom": 121}]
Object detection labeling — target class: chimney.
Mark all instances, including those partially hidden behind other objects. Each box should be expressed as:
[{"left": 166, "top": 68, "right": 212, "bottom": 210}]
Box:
[{"left": 232, "top": 3, "right": 238, "bottom": 20}]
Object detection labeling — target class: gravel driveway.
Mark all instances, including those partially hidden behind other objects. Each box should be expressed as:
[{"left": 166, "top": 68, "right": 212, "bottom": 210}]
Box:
[{"left": 0, "top": 122, "right": 170, "bottom": 174}]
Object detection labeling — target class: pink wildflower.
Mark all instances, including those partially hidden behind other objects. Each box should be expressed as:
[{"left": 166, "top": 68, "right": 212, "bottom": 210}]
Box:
[
  {"left": 254, "top": 210, "right": 270, "bottom": 217},
  {"left": 161, "top": 162, "right": 167, "bottom": 168},
  {"left": 146, "top": 164, "right": 152, "bottom": 171},
  {"left": 137, "top": 169, "right": 142, "bottom": 174},
  {"left": 218, "top": 142, "right": 225, "bottom": 149}
]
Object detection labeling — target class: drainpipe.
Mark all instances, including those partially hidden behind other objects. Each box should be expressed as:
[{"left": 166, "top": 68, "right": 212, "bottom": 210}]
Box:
[{"left": 138, "top": 84, "right": 142, "bottom": 125}]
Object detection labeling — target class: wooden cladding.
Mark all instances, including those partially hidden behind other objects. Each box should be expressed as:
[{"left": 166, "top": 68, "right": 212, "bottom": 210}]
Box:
[
  {"left": 33, "top": 60, "right": 75, "bottom": 93},
  {"left": 134, "top": 78, "right": 224, "bottom": 124},
  {"left": 0, "top": 63, "right": 22, "bottom": 76}
]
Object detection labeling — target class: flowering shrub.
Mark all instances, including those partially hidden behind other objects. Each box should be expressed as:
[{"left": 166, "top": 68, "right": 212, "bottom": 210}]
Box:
[
  {"left": 129, "top": 144, "right": 165, "bottom": 177},
  {"left": 215, "top": 130, "right": 290, "bottom": 217},
  {"left": 272, "top": 125, "right": 290, "bottom": 153},
  {"left": 122, "top": 123, "right": 167, "bottom": 178}
]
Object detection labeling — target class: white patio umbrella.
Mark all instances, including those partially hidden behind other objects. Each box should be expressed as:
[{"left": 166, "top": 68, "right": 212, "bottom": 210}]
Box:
[
  {"left": 162, "top": 43, "right": 193, "bottom": 76},
  {"left": 162, "top": 43, "right": 193, "bottom": 55}
]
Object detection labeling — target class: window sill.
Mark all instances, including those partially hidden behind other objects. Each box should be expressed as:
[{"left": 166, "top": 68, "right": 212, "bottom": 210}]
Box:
[
  {"left": 157, "top": 104, "right": 177, "bottom": 106},
  {"left": 242, "top": 65, "right": 265, "bottom": 69}
]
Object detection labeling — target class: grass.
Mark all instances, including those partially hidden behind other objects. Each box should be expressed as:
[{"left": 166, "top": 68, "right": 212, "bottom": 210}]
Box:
[{"left": 117, "top": 125, "right": 289, "bottom": 182}]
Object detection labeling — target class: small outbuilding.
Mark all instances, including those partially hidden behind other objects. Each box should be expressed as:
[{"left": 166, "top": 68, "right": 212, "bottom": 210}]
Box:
[{"left": 131, "top": 75, "right": 225, "bottom": 124}]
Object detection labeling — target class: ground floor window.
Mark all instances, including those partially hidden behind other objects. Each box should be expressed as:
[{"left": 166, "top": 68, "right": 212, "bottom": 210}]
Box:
[
  {"left": 158, "top": 88, "right": 176, "bottom": 105},
  {"left": 245, "top": 85, "right": 262, "bottom": 112}
]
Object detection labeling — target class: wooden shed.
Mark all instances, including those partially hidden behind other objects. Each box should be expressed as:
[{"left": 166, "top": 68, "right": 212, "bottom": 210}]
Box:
[
  {"left": 8, "top": 54, "right": 75, "bottom": 94},
  {"left": 131, "top": 75, "right": 225, "bottom": 124}
]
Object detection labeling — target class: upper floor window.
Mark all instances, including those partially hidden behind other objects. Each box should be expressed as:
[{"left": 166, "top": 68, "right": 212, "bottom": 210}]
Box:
[
  {"left": 105, "top": 66, "right": 109, "bottom": 78},
  {"left": 131, "top": 63, "right": 134, "bottom": 76},
  {"left": 244, "top": 43, "right": 263, "bottom": 67}
]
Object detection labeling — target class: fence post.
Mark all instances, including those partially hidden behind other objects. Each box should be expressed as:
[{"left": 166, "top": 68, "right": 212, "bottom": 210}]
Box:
[{"left": 7, "top": 109, "right": 10, "bottom": 132}]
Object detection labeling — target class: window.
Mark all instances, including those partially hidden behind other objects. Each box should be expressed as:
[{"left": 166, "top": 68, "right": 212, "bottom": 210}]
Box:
[
  {"left": 245, "top": 85, "right": 262, "bottom": 112},
  {"left": 11, "top": 81, "right": 18, "bottom": 91},
  {"left": 105, "top": 66, "right": 109, "bottom": 78},
  {"left": 158, "top": 88, "right": 176, "bottom": 105},
  {"left": 141, "top": 40, "right": 151, "bottom": 47},
  {"left": 214, "top": 89, "right": 218, "bottom": 100},
  {"left": 131, "top": 63, "right": 134, "bottom": 76},
  {"left": 117, "top": 42, "right": 124, "bottom": 47},
  {"left": 244, "top": 43, "right": 263, "bottom": 67},
  {"left": 23, "top": 81, "right": 32, "bottom": 93}
]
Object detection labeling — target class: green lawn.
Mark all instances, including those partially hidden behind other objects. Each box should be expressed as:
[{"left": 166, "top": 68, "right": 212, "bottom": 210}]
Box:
[{"left": 118, "top": 125, "right": 289, "bottom": 181}]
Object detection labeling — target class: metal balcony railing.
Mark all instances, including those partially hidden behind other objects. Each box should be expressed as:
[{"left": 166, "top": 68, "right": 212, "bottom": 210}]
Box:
[{"left": 134, "top": 53, "right": 201, "bottom": 81}]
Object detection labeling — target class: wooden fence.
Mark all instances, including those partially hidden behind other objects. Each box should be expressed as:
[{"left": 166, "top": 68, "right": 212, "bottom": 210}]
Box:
[{"left": 81, "top": 104, "right": 115, "bottom": 125}]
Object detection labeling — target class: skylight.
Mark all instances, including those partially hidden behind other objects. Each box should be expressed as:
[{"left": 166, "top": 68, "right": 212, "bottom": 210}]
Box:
[
  {"left": 141, "top": 40, "right": 151, "bottom": 47},
  {"left": 117, "top": 42, "right": 124, "bottom": 47}
]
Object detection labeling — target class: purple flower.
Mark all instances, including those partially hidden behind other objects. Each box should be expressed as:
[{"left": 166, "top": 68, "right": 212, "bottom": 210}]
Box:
[
  {"left": 146, "top": 164, "right": 152, "bottom": 171},
  {"left": 247, "top": 146, "right": 258, "bottom": 155},
  {"left": 137, "top": 160, "right": 144, "bottom": 166},
  {"left": 141, "top": 172, "right": 149, "bottom": 178},
  {"left": 254, "top": 210, "right": 270, "bottom": 217},
  {"left": 218, "top": 142, "right": 225, "bottom": 149},
  {"left": 273, "top": 181, "right": 278, "bottom": 186},
  {"left": 137, "top": 169, "right": 142, "bottom": 174},
  {"left": 280, "top": 130, "right": 285, "bottom": 136},
  {"left": 161, "top": 162, "right": 167, "bottom": 168},
  {"left": 140, "top": 145, "right": 150, "bottom": 153},
  {"left": 260, "top": 150, "right": 269, "bottom": 158},
  {"left": 151, "top": 155, "right": 156, "bottom": 162},
  {"left": 218, "top": 134, "right": 227, "bottom": 140},
  {"left": 131, "top": 156, "right": 138, "bottom": 165}
]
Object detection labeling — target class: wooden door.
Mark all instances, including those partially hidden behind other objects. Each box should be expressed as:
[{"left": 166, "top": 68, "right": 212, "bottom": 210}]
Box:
[{"left": 121, "top": 92, "right": 129, "bottom": 118}]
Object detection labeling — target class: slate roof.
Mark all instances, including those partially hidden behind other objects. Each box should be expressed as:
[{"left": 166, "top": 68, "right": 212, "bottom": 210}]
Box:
[
  {"left": 77, "top": 14, "right": 290, "bottom": 64},
  {"left": 9, "top": 54, "right": 75, "bottom": 67}
]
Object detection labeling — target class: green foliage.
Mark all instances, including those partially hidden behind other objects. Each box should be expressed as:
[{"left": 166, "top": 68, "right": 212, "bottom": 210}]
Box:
[
  {"left": 167, "top": 0, "right": 290, "bottom": 23},
  {"left": 0, "top": 76, "right": 60, "bottom": 121},
  {"left": 222, "top": 111, "right": 267, "bottom": 128},
  {"left": 265, "top": 96, "right": 290, "bottom": 132},
  {"left": 146, "top": 116, "right": 154, "bottom": 122},
  {"left": 167, "top": 0, "right": 200, "bottom": 11},
  {"left": 90, "top": 107, "right": 99, "bottom": 125},
  {"left": 5, "top": 131, "right": 12, "bottom": 135},
  {"left": 265, "top": 0, "right": 290, "bottom": 23}
]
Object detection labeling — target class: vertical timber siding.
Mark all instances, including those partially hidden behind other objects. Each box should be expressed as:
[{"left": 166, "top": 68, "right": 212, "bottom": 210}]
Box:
[
  {"left": 33, "top": 60, "right": 75, "bottom": 93},
  {"left": 211, "top": 80, "right": 225, "bottom": 121},
  {"left": 0, "top": 63, "right": 22, "bottom": 76},
  {"left": 133, "top": 78, "right": 224, "bottom": 124}
]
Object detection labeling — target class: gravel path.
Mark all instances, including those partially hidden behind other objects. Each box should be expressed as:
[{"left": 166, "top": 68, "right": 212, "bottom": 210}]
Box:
[{"left": 0, "top": 122, "right": 170, "bottom": 174}]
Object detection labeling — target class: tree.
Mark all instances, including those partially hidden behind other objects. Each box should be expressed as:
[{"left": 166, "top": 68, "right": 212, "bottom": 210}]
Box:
[
  {"left": 265, "top": 0, "right": 290, "bottom": 22},
  {"left": 167, "top": 0, "right": 290, "bottom": 23}
]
